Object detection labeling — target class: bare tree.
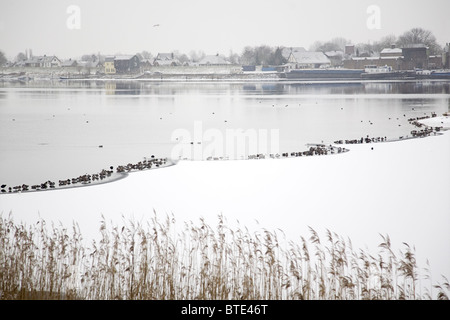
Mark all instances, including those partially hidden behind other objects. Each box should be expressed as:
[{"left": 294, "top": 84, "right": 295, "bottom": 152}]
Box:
[
  {"left": 189, "top": 50, "right": 205, "bottom": 63},
  {"left": 310, "top": 38, "right": 351, "bottom": 52},
  {"left": 254, "top": 45, "right": 273, "bottom": 65},
  {"left": 272, "top": 46, "right": 287, "bottom": 65},
  {"left": 355, "top": 42, "right": 376, "bottom": 57},
  {"left": 309, "top": 41, "right": 324, "bottom": 52},
  {"left": 228, "top": 50, "right": 240, "bottom": 65},
  {"left": 81, "top": 54, "right": 97, "bottom": 62},
  {"left": 140, "top": 50, "right": 153, "bottom": 60},
  {"left": 174, "top": 52, "right": 190, "bottom": 64},
  {"left": 397, "top": 28, "right": 442, "bottom": 54},
  {"left": 15, "top": 52, "right": 27, "bottom": 62},
  {"left": 240, "top": 46, "right": 255, "bottom": 65},
  {"left": 317, "top": 42, "right": 341, "bottom": 52},
  {"left": 0, "top": 50, "right": 7, "bottom": 66},
  {"left": 240, "top": 45, "right": 282, "bottom": 66},
  {"left": 372, "top": 34, "right": 398, "bottom": 53},
  {"left": 330, "top": 37, "right": 351, "bottom": 51}
]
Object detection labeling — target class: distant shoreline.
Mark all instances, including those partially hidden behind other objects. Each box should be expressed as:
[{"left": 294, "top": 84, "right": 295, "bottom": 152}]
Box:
[{"left": 2, "top": 67, "right": 450, "bottom": 83}]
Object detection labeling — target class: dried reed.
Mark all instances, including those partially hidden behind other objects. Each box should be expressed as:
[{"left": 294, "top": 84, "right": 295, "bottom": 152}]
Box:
[{"left": 0, "top": 212, "right": 448, "bottom": 300}]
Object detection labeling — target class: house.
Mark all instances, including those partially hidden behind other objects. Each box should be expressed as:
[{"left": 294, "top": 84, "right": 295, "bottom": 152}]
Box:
[
  {"left": 324, "top": 51, "right": 344, "bottom": 67},
  {"left": 24, "top": 56, "right": 42, "bottom": 67},
  {"left": 114, "top": 55, "right": 140, "bottom": 74},
  {"left": 343, "top": 44, "right": 430, "bottom": 70},
  {"left": 287, "top": 51, "right": 331, "bottom": 69},
  {"left": 155, "top": 53, "right": 174, "bottom": 60},
  {"left": 153, "top": 53, "right": 180, "bottom": 66},
  {"left": 345, "top": 45, "right": 355, "bottom": 56},
  {"left": 198, "top": 54, "right": 230, "bottom": 66},
  {"left": 342, "top": 45, "right": 403, "bottom": 70},
  {"left": 23, "top": 55, "right": 61, "bottom": 67},
  {"left": 401, "top": 44, "right": 428, "bottom": 70},
  {"left": 76, "top": 60, "right": 103, "bottom": 74},
  {"left": 140, "top": 58, "right": 153, "bottom": 69},
  {"left": 42, "top": 55, "right": 61, "bottom": 67},
  {"left": 343, "top": 56, "right": 402, "bottom": 70},
  {"left": 61, "top": 59, "right": 78, "bottom": 67},
  {"left": 428, "top": 55, "right": 443, "bottom": 69},
  {"left": 104, "top": 56, "right": 116, "bottom": 74},
  {"left": 380, "top": 46, "right": 402, "bottom": 58}
]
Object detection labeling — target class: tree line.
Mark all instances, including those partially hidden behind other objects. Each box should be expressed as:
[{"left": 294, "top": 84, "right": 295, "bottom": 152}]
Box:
[{"left": 0, "top": 27, "right": 446, "bottom": 67}]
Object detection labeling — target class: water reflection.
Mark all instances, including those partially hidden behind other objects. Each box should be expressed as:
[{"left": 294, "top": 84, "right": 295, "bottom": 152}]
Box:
[{"left": 1, "top": 79, "right": 449, "bottom": 96}]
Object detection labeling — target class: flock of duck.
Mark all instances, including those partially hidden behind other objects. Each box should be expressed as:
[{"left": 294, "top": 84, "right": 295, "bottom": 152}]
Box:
[
  {"left": 1, "top": 156, "right": 170, "bottom": 194},
  {"left": 203, "top": 144, "right": 349, "bottom": 161},
  {"left": 333, "top": 112, "right": 444, "bottom": 145},
  {"left": 1, "top": 110, "right": 445, "bottom": 194},
  {"left": 253, "top": 144, "right": 348, "bottom": 159},
  {"left": 408, "top": 113, "right": 444, "bottom": 137}
]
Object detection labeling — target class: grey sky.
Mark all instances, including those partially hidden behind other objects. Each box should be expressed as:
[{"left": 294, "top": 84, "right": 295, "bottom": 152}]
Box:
[{"left": 1, "top": 0, "right": 449, "bottom": 59}]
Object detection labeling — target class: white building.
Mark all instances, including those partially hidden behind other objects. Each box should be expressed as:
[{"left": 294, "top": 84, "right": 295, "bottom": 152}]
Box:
[
  {"left": 287, "top": 51, "right": 331, "bottom": 69},
  {"left": 24, "top": 55, "right": 61, "bottom": 68},
  {"left": 153, "top": 53, "right": 180, "bottom": 66},
  {"left": 40, "top": 55, "right": 61, "bottom": 67}
]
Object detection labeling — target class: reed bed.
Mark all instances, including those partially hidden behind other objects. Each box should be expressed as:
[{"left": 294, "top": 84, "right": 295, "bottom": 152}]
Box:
[{"left": 0, "top": 212, "right": 448, "bottom": 300}]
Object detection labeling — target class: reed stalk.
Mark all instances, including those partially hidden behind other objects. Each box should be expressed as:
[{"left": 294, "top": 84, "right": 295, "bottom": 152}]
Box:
[{"left": 0, "top": 213, "right": 448, "bottom": 300}]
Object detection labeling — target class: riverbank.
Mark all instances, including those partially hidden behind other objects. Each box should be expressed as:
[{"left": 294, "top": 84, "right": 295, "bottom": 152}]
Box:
[
  {"left": 0, "top": 65, "right": 281, "bottom": 82},
  {"left": 2, "top": 66, "right": 450, "bottom": 82}
]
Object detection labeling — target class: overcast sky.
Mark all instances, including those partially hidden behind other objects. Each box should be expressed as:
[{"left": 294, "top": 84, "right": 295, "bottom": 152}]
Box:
[{"left": 1, "top": 0, "right": 449, "bottom": 59}]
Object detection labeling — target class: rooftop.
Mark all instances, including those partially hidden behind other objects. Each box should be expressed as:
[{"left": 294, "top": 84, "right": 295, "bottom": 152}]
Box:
[
  {"left": 290, "top": 51, "right": 331, "bottom": 65},
  {"left": 351, "top": 56, "right": 403, "bottom": 61},
  {"left": 114, "top": 55, "right": 136, "bottom": 61},
  {"left": 380, "top": 48, "right": 402, "bottom": 54},
  {"left": 61, "top": 59, "right": 77, "bottom": 67},
  {"left": 198, "top": 55, "right": 230, "bottom": 65},
  {"left": 325, "top": 51, "right": 344, "bottom": 57},
  {"left": 155, "top": 53, "right": 174, "bottom": 60}
]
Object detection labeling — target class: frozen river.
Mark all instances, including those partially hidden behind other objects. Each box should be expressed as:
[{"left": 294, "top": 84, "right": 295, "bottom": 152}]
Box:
[
  {"left": 0, "top": 79, "right": 449, "bottom": 294},
  {"left": 0, "top": 79, "right": 449, "bottom": 187}
]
